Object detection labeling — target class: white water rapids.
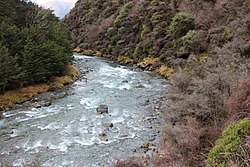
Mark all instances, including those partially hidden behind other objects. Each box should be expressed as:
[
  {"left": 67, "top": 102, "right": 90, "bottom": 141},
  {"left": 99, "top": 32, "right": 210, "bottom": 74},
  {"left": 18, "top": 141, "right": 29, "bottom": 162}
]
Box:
[{"left": 0, "top": 54, "right": 168, "bottom": 166}]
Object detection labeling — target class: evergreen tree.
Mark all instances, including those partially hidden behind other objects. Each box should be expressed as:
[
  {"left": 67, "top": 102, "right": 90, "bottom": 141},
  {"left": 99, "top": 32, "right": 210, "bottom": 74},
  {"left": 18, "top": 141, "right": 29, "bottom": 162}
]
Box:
[
  {"left": 0, "top": 0, "right": 73, "bottom": 91},
  {"left": 0, "top": 44, "right": 21, "bottom": 93}
]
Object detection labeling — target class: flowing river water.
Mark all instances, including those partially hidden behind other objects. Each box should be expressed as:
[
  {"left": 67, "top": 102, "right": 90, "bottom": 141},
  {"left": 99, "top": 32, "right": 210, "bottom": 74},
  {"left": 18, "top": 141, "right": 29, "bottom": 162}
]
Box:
[{"left": 0, "top": 54, "right": 168, "bottom": 167}]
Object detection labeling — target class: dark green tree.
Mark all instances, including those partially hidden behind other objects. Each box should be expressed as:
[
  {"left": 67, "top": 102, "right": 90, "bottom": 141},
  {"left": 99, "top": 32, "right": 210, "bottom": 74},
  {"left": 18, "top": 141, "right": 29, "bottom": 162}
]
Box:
[
  {"left": 0, "top": 44, "right": 21, "bottom": 93},
  {"left": 0, "top": 0, "right": 73, "bottom": 91}
]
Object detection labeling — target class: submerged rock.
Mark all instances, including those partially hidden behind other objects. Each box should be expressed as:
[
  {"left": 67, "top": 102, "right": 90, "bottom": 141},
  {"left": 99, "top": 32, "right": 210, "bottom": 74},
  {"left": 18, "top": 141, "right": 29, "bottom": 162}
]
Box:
[
  {"left": 0, "top": 111, "right": 4, "bottom": 119},
  {"left": 97, "top": 105, "right": 109, "bottom": 114}
]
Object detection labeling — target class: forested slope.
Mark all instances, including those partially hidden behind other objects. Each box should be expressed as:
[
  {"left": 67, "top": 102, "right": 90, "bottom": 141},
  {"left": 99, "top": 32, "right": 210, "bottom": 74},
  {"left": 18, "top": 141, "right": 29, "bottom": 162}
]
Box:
[
  {"left": 0, "top": 0, "right": 73, "bottom": 93},
  {"left": 64, "top": 0, "right": 250, "bottom": 166}
]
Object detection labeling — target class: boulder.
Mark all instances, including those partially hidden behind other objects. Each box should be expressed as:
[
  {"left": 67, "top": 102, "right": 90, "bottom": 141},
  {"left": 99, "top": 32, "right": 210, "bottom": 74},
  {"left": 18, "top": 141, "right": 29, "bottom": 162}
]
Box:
[
  {"left": 97, "top": 105, "right": 109, "bottom": 114},
  {"left": 0, "top": 111, "right": 4, "bottom": 119},
  {"left": 44, "top": 101, "right": 52, "bottom": 107},
  {"left": 109, "top": 123, "right": 114, "bottom": 128},
  {"left": 34, "top": 103, "right": 42, "bottom": 108}
]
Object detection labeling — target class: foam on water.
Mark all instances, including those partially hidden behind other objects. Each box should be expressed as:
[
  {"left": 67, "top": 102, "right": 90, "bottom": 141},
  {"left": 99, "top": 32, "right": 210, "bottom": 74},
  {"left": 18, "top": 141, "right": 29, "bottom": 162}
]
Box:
[
  {"left": 10, "top": 129, "right": 19, "bottom": 137},
  {"left": 0, "top": 55, "right": 168, "bottom": 166},
  {"left": 37, "top": 122, "right": 62, "bottom": 130},
  {"left": 23, "top": 140, "right": 43, "bottom": 153},
  {"left": 47, "top": 141, "right": 69, "bottom": 152},
  {"left": 80, "top": 98, "right": 100, "bottom": 108},
  {"left": 98, "top": 65, "right": 135, "bottom": 78},
  {"left": 111, "top": 117, "right": 125, "bottom": 124},
  {"left": 118, "top": 83, "right": 131, "bottom": 90}
]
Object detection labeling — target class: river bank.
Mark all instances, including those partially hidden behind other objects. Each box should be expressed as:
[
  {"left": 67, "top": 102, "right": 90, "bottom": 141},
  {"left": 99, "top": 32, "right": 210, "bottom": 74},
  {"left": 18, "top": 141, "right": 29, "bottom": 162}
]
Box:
[
  {"left": 0, "top": 65, "right": 81, "bottom": 113},
  {"left": 73, "top": 48, "right": 175, "bottom": 79}
]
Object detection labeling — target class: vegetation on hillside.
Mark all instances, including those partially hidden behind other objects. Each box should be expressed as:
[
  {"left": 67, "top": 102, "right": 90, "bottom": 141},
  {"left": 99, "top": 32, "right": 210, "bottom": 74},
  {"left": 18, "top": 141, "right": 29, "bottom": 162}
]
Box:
[
  {"left": 64, "top": 0, "right": 250, "bottom": 166},
  {"left": 207, "top": 118, "right": 250, "bottom": 166},
  {"left": 0, "top": 0, "right": 73, "bottom": 95}
]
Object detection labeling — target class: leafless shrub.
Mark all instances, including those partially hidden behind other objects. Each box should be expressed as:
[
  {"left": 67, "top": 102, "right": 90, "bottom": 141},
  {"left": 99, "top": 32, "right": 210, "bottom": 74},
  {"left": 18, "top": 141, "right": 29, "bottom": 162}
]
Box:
[
  {"left": 162, "top": 46, "right": 249, "bottom": 164},
  {"left": 227, "top": 75, "right": 250, "bottom": 121},
  {"left": 85, "top": 24, "right": 104, "bottom": 42},
  {"left": 100, "top": 15, "right": 115, "bottom": 30},
  {"left": 150, "top": 154, "right": 183, "bottom": 167}
]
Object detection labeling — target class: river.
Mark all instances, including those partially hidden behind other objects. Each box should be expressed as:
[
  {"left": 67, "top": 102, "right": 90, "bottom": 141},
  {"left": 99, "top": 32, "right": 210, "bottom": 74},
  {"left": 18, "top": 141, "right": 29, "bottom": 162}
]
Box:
[{"left": 0, "top": 54, "right": 168, "bottom": 167}]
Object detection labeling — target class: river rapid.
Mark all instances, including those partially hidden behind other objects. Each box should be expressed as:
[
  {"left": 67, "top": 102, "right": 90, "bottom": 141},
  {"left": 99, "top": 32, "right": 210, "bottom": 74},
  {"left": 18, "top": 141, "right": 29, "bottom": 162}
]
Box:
[{"left": 0, "top": 54, "right": 168, "bottom": 167}]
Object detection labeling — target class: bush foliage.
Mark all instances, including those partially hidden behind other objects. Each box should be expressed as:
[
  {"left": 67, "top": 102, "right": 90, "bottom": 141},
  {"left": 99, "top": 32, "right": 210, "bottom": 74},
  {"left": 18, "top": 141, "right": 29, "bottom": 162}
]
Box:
[
  {"left": 207, "top": 118, "right": 250, "bottom": 167},
  {"left": 0, "top": 0, "right": 73, "bottom": 93},
  {"left": 168, "top": 12, "right": 195, "bottom": 38}
]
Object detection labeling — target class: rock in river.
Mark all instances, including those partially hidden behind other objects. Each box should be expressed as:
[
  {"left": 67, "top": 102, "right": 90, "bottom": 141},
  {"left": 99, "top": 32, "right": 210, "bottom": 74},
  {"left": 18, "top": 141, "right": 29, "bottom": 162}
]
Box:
[
  {"left": 0, "top": 111, "right": 4, "bottom": 119},
  {"left": 97, "top": 105, "right": 109, "bottom": 114}
]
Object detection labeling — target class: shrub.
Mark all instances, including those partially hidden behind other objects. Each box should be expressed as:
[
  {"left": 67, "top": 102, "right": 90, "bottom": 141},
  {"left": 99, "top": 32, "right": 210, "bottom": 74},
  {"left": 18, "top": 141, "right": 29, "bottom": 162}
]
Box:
[
  {"left": 219, "top": 29, "right": 233, "bottom": 46},
  {"left": 150, "top": 12, "right": 163, "bottom": 24},
  {"left": 168, "top": 12, "right": 195, "bottom": 38},
  {"left": 181, "top": 30, "right": 196, "bottom": 45},
  {"left": 111, "top": 36, "right": 119, "bottom": 45},
  {"left": 207, "top": 118, "right": 250, "bottom": 167},
  {"left": 107, "top": 27, "right": 116, "bottom": 36},
  {"left": 141, "top": 24, "right": 151, "bottom": 38},
  {"left": 114, "top": 2, "right": 133, "bottom": 26},
  {"left": 227, "top": 75, "right": 250, "bottom": 121}
]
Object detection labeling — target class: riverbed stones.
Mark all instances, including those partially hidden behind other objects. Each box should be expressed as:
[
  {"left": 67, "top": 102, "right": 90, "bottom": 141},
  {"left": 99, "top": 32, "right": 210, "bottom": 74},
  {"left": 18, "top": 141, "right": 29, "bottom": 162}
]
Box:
[
  {"left": 34, "top": 101, "right": 52, "bottom": 108},
  {"left": 96, "top": 104, "right": 109, "bottom": 114},
  {"left": 0, "top": 111, "right": 4, "bottom": 119},
  {"left": 109, "top": 123, "right": 114, "bottom": 128}
]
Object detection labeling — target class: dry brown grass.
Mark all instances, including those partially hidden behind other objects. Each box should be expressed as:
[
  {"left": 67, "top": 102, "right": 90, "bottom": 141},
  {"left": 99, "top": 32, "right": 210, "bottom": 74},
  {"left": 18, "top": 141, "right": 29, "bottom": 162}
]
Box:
[
  {"left": 0, "top": 65, "right": 80, "bottom": 110},
  {"left": 156, "top": 65, "right": 174, "bottom": 78},
  {"left": 73, "top": 46, "right": 81, "bottom": 53},
  {"left": 117, "top": 56, "right": 133, "bottom": 64},
  {"left": 82, "top": 49, "right": 94, "bottom": 56},
  {"left": 142, "top": 57, "right": 160, "bottom": 66},
  {"left": 95, "top": 51, "right": 102, "bottom": 57}
]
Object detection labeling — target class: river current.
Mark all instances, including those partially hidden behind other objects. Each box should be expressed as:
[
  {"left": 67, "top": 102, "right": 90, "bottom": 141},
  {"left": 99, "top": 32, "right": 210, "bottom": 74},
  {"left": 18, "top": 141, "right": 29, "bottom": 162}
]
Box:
[{"left": 0, "top": 54, "right": 168, "bottom": 166}]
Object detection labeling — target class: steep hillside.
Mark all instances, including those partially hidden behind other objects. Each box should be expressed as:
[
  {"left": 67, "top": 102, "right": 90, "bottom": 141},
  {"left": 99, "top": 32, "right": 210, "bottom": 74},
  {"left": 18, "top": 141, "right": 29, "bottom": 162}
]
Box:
[
  {"left": 64, "top": 0, "right": 174, "bottom": 59},
  {"left": 64, "top": 0, "right": 250, "bottom": 166}
]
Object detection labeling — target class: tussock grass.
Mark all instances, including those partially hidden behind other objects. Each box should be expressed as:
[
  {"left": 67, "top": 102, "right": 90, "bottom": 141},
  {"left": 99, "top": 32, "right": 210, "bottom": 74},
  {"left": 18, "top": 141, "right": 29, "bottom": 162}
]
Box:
[
  {"left": 0, "top": 65, "right": 80, "bottom": 110},
  {"left": 82, "top": 49, "right": 94, "bottom": 56},
  {"left": 117, "top": 56, "right": 133, "bottom": 64},
  {"left": 95, "top": 51, "right": 102, "bottom": 57},
  {"left": 81, "top": 49, "right": 102, "bottom": 56},
  {"left": 73, "top": 47, "right": 81, "bottom": 53},
  {"left": 142, "top": 57, "right": 160, "bottom": 66},
  {"left": 156, "top": 65, "right": 174, "bottom": 78}
]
